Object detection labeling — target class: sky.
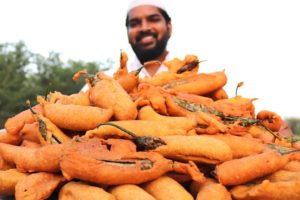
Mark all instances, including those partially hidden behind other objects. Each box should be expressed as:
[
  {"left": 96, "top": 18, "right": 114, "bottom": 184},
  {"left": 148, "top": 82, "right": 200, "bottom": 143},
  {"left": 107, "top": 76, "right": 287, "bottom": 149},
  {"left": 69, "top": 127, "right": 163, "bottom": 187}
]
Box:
[{"left": 1, "top": 0, "right": 300, "bottom": 118}]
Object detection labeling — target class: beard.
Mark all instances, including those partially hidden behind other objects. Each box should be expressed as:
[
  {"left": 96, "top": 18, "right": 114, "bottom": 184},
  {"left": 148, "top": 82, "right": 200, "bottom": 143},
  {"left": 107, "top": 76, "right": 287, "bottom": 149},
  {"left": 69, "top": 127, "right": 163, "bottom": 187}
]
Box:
[{"left": 130, "top": 30, "right": 170, "bottom": 64}]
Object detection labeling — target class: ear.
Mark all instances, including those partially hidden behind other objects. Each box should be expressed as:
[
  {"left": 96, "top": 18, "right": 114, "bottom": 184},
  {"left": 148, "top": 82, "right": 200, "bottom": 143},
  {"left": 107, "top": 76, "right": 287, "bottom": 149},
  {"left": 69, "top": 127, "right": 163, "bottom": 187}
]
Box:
[{"left": 167, "top": 22, "right": 172, "bottom": 38}]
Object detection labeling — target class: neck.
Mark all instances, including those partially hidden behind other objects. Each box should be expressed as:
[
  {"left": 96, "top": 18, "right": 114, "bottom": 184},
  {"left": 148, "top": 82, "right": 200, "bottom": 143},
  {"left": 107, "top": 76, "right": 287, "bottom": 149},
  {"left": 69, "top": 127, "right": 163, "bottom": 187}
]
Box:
[{"left": 154, "top": 50, "right": 169, "bottom": 63}]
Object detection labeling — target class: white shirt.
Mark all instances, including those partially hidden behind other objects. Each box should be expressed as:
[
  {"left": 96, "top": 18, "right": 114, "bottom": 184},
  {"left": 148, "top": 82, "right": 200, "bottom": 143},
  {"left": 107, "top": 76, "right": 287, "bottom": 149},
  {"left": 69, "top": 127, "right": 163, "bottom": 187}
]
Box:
[{"left": 127, "top": 52, "right": 173, "bottom": 78}]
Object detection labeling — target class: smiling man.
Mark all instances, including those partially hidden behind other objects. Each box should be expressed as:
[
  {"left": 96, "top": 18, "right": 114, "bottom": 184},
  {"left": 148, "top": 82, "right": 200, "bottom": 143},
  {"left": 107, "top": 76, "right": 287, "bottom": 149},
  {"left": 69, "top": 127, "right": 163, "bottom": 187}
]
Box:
[{"left": 126, "top": 0, "right": 172, "bottom": 77}]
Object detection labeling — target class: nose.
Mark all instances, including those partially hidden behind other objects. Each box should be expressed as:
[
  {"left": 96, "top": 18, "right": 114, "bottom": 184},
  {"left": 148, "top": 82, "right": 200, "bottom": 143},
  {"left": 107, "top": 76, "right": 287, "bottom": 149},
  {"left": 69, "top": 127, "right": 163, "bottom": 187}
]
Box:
[{"left": 140, "top": 19, "right": 151, "bottom": 32}]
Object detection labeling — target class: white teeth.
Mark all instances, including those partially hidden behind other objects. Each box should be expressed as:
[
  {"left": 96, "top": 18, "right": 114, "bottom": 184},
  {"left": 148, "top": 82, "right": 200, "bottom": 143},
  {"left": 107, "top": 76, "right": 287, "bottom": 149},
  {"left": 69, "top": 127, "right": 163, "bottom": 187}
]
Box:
[{"left": 140, "top": 36, "right": 154, "bottom": 43}]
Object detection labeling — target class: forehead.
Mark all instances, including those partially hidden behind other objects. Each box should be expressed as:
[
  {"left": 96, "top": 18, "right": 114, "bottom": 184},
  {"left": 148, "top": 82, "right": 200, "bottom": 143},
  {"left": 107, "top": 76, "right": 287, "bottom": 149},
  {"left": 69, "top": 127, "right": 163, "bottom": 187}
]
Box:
[{"left": 127, "top": 5, "right": 162, "bottom": 20}]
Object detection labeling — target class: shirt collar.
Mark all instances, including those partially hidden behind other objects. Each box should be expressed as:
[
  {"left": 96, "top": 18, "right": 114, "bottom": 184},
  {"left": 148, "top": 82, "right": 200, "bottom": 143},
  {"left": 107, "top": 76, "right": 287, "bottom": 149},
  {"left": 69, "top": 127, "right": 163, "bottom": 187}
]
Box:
[{"left": 128, "top": 52, "right": 171, "bottom": 78}]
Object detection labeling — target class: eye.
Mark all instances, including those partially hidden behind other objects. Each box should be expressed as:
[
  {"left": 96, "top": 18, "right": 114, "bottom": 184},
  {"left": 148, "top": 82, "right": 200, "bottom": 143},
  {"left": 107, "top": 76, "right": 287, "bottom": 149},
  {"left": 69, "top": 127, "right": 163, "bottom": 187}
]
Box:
[
  {"left": 128, "top": 19, "right": 141, "bottom": 28},
  {"left": 148, "top": 14, "right": 162, "bottom": 23}
]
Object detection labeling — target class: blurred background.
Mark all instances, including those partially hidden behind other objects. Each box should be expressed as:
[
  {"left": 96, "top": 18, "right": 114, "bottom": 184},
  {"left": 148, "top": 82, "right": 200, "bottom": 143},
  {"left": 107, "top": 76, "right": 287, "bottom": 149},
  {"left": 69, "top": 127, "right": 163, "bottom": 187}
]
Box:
[{"left": 0, "top": 0, "right": 299, "bottom": 133}]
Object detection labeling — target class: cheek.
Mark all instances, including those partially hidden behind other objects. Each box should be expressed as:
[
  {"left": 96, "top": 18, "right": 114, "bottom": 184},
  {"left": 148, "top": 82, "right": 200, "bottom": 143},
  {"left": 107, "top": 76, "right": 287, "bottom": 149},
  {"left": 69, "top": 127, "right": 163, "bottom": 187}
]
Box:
[
  {"left": 156, "top": 26, "right": 169, "bottom": 39},
  {"left": 128, "top": 30, "right": 137, "bottom": 43}
]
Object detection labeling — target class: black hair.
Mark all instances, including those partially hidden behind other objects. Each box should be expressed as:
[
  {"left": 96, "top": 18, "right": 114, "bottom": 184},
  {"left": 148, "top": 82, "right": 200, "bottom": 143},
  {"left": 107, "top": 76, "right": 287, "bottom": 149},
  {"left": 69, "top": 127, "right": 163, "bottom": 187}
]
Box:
[{"left": 125, "top": 8, "right": 171, "bottom": 27}]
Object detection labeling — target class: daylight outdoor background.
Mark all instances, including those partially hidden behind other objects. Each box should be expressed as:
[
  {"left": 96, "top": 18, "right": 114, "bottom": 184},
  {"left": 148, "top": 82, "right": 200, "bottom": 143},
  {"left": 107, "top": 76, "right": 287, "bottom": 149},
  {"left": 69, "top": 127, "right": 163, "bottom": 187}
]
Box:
[{"left": 1, "top": 0, "right": 299, "bottom": 129}]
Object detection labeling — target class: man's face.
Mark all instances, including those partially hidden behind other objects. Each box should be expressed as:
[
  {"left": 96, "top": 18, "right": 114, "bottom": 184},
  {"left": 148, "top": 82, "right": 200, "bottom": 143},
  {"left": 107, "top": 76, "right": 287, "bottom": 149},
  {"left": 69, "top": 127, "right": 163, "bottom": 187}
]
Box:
[{"left": 126, "top": 5, "right": 172, "bottom": 62}]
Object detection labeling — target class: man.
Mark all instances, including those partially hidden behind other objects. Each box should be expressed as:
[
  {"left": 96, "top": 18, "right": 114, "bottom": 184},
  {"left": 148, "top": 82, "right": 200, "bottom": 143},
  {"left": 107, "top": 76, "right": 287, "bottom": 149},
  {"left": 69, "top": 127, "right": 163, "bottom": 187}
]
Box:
[
  {"left": 125, "top": 0, "right": 172, "bottom": 77},
  {"left": 81, "top": 0, "right": 171, "bottom": 91}
]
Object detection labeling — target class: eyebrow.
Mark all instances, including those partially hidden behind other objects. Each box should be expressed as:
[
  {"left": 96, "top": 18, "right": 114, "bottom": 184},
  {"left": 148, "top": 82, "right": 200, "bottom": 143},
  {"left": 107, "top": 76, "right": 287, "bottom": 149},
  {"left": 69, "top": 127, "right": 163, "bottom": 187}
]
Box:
[{"left": 128, "top": 13, "right": 162, "bottom": 22}]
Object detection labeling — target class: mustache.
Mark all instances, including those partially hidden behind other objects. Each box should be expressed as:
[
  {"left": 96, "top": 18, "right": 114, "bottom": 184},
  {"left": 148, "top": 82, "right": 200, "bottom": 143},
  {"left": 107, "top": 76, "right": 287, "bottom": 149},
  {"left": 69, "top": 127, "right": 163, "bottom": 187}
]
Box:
[{"left": 136, "top": 31, "right": 158, "bottom": 42}]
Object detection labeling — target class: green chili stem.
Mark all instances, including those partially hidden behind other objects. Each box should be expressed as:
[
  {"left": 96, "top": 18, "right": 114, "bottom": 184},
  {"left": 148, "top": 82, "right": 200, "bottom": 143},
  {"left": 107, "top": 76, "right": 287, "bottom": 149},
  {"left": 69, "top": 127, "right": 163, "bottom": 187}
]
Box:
[
  {"left": 135, "top": 65, "right": 144, "bottom": 75},
  {"left": 173, "top": 96, "right": 282, "bottom": 140},
  {"left": 96, "top": 122, "right": 166, "bottom": 151},
  {"left": 266, "top": 143, "right": 299, "bottom": 155},
  {"left": 26, "top": 100, "right": 37, "bottom": 115},
  {"left": 176, "top": 60, "right": 200, "bottom": 74},
  {"left": 285, "top": 135, "right": 300, "bottom": 143},
  {"left": 97, "top": 122, "right": 138, "bottom": 138},
  {"left": 27, "top": 100, "right": 61, "bottom": 144},
  {"left": 258, "top": 122, "right": 282, "bottom": 141}
]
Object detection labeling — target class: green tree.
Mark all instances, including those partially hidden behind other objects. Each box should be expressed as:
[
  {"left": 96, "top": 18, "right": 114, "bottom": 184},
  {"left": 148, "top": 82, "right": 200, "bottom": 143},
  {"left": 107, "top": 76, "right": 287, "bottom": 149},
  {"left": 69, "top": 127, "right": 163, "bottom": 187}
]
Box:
[
  {"left": 30, "top": 53, "right": 111, "bottom": 96},
  {"left": 0, "top": 41, "right": 114, "bottom": 128},
  {"left": 286, "top": 117, "right": 300, "bottom": 135},
  {"left": 0, "top": 41, "right": 32, "bottom": 127}
]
